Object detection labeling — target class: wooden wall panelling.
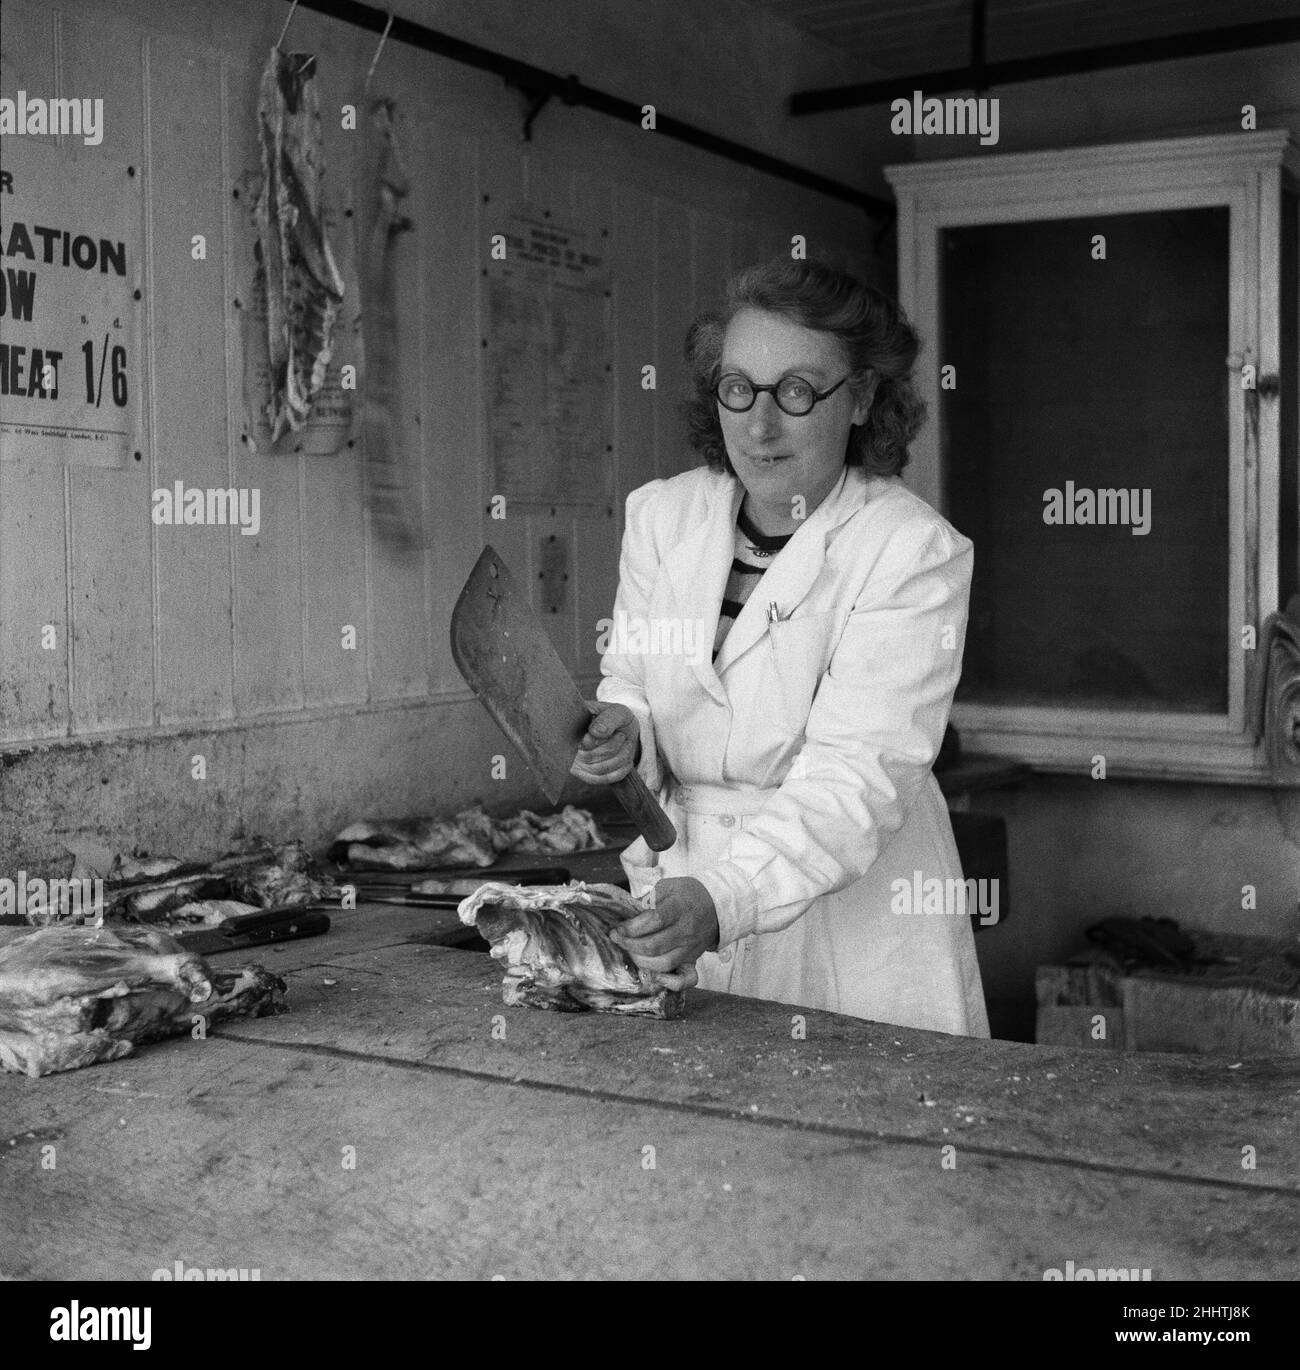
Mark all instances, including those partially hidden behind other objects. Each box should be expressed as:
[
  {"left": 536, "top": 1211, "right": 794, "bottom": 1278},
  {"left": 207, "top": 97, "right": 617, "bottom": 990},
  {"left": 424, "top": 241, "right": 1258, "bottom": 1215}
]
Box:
[
  {"left": 60, "top": 14, "right": 154, "bottom": 734},
  {"left": 845, "top": 246, "right": 875, "bottom": 284},
  {"left": 653, "top": 197, "right": 696, "bottom": 480},
  {"left": 361, "top": 103, "right": 431, "bottom": 706},
  {"left": 468, "top": 133, "right": 534, "bottom": 795},
  {"left": 521, "top": 149, "right": 579, "bottom": 676},
  {"left": 569, "top": 166, "right": 619, "bottom": 684},
  {"left": 0, "top": 3, "right": 71, "bottom": 740},
  {"left": 227, "top": 45, "right": 305, "bottom": 717},
  {"left": 691, "top": 210, "right": 733, "bottom": 323},
  {"left": 297, "top": 65, "right": 368, "bottom": 711},
  {"left": 610, "top": 181, "right": 658, "bottom": 511},
  {"left": 0, "top": 0, "right": 56, "bottom": 148},
  {"left": 475, "top": 136, "right": 532, "bottom": 647},
  {"left": 0, "top": 461, "right": 68, "bottom": 739},
  {"left": 734, "top": 221, "right": 778, "bottom": 271},
  {"left": 417, "top": 122, "right": 484, "bottom": 697},
  {"left": 677, "top": 208, "right": 734, "bottom": 480},
  {"left": 144, "top": 33, "right": 237, "bottom": 726},
  {"left": 763, "top": 217, "right": 804, "bottom": 265}
]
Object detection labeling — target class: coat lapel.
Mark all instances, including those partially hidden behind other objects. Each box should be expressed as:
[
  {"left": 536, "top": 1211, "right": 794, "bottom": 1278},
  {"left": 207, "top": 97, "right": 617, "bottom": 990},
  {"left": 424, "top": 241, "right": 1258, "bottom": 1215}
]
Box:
[
  {"left": 663, "top": 474, "right": 743, "bottom": 707},
  {"left": 713, "top": 464, "right": 867, "bottom": 676}
]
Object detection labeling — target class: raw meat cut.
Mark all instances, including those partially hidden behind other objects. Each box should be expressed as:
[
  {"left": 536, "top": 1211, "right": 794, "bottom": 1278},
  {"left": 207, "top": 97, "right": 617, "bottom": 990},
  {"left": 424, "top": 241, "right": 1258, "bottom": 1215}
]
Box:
[
  {"left": 226, "top": 840, "right": 325, "bottom": 907},
  {"left": 100, "top": 840, "right": 335, "bottom": 925},
  {"left": 108, "top": 852, "right": 187, "bottom": 883},
  {"left": 458, "top": 881, "right": 685, "bottom": 1019},
  {"left": 158, "top": 900, "right": 260, "bottom": 930},
  {"left": 410, "top": 877, "right": 495, "bottom": 897},
  {"left": 488, "top": 807, "right": 607, "bottom": 855},
  {"left": 109, "top": 874, "right": 229, "bottom": 921},
  {"left": 0, "top": 924, "right": 286, "bottom": 1078},
  {"left": 254, "top": 45, "right": 346, "bottom": 440},
  {"left": 331, "top": 804, "right": 608, "bottom": 872},
  {"left": 332, "top": 810, "right": 497, "bottom": 871}
]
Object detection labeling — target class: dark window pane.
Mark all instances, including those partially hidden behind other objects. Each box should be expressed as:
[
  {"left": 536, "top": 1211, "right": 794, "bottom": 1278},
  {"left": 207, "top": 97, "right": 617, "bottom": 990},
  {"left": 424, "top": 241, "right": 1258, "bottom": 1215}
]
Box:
[
  {"left": 1281, "top": 186, "right": 1298, "bottom": 609},
  {"left": 941, "top": 209, "right": 1230, "bottom": 712}
]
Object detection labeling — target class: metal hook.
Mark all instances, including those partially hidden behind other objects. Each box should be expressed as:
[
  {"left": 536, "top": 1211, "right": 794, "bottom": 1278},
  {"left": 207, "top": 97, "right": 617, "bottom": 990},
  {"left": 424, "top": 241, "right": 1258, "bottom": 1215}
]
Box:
[
  {"left": 521, "top": 89, "right": 551, "bottom": 142},
  {"left": 276, "top": 0, "right": 299, "bottom": 51},
  {"left": 364, "top": 11, "right": 395, "bottom": 95}
]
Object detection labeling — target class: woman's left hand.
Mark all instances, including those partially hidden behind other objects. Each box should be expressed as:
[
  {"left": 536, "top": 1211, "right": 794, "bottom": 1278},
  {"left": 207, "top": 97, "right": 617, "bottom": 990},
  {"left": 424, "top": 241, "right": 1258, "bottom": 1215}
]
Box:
[{"left": 612, "top": 877, "right": 720, "bottom": 981}]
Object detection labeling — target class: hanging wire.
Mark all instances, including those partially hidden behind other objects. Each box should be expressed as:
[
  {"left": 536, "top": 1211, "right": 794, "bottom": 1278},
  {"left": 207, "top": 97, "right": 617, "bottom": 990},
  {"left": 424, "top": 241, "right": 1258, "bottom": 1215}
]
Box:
[
  {"left": 364, "top": 11, "right": 396, "bottom": 97},
  {"left": 275, "top": 0, "right": 299, "bottom": 51}
]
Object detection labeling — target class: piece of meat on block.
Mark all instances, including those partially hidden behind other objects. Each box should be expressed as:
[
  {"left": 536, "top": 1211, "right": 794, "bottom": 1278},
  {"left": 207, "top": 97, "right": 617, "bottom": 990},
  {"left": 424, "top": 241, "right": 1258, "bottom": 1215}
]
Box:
[
  {"left": 0, "top": 924, "right": 286, "bottom": 1078},
  {"left": 458, "top": 881, "right": 685, "bottom": 1020},
  {"left": 330, "top": 813, "right": 497, "bottom": 870}
]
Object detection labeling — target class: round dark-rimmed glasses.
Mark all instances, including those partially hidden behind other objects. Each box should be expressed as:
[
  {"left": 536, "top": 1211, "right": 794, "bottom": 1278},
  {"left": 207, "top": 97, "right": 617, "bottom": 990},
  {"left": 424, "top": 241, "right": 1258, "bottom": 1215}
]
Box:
[{"left": 715, "top": 372, "right": 850, "bottom": 417}]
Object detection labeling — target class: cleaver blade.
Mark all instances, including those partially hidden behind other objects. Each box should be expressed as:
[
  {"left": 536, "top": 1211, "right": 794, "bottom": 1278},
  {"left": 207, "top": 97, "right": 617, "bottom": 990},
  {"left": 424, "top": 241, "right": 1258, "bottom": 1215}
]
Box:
[{"left": 450, "top": 546, "right": 676, "bottom": 852}]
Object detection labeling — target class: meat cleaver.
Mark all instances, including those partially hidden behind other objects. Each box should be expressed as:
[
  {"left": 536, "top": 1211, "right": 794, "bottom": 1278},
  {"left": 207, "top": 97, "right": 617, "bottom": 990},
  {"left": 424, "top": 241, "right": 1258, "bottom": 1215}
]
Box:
[{"left": 450, "top": 546, "right": 676, "bottom": 852}]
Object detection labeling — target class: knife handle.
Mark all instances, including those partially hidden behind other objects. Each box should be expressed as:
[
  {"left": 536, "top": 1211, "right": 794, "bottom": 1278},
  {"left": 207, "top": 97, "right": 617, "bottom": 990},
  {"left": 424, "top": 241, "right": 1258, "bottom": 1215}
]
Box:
[
  {"left": 610, "top": 769, "right": 677, "bottom": 851},
  {"left": 223, "top": 909, "right": 332, "bottom": 947}
]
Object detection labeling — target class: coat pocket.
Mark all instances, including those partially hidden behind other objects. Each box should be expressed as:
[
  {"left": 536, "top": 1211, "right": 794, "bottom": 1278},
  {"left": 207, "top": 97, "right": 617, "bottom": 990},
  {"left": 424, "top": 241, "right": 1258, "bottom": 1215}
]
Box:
[{"left": 760, "top": 612, "right": 836, "bottom": 731}]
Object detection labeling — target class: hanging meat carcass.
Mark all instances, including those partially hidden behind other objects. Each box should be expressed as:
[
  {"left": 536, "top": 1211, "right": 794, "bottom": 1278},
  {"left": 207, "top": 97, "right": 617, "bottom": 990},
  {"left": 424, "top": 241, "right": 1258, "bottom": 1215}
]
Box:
[
  {"left": 357, "top": 95, "right": 418, "bottom": 546},
  {"left": 254, "top": 45, "right": 346, "bottom": 441}
]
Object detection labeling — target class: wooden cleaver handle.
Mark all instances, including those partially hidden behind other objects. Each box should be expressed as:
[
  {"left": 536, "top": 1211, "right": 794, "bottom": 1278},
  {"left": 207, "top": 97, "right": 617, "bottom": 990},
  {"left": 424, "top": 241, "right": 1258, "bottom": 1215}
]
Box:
[{"left": 611, "top": 768, "right": 677, "bottom": 851}]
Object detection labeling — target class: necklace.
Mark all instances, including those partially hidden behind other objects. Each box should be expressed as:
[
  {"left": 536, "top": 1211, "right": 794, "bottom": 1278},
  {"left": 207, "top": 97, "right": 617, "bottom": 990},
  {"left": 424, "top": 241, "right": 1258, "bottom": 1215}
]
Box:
[{"left": 737, "top": 505, "right": 792, "bottom": 560}]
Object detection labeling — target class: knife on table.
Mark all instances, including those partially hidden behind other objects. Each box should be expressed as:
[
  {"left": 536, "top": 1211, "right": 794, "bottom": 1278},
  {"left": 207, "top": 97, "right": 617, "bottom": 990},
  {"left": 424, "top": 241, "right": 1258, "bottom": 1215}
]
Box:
[
  {"left": 330, "top": 866, "right": 568, "bottom": 889},
  {"left": 321, "top": 868, "right": 572, "bottom": 907},
  {"left": 175, "top": 905, "right": 331, "bottom": 956}
]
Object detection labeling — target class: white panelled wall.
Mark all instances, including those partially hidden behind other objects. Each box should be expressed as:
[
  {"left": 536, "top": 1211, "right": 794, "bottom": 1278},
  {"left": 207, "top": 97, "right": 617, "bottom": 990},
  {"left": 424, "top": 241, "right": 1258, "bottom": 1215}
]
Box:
[{"left": 0, "top": 0, "right": 874, "bottom": 869}]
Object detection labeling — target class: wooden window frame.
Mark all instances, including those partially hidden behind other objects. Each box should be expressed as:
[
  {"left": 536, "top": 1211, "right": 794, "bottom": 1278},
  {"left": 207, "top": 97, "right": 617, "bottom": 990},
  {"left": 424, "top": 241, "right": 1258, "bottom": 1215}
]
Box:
[{"left": 886, "top": 132, "right": 1300, "bottom": 783}]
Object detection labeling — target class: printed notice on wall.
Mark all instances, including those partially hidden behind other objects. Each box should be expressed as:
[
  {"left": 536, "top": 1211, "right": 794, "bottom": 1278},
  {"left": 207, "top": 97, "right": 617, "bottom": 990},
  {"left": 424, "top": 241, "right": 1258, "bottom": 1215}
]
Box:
[
  {"left": 0, "top": 138, "right": 142, "bottom": 467},
  {"left": 484, "top": 205, "right": 611, "bottom": 510}
]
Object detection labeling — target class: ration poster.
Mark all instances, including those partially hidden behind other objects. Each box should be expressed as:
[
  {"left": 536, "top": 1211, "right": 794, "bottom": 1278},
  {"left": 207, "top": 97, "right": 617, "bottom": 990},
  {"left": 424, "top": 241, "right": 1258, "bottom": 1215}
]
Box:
[
  {"left": 484, "top": 205, "right": 611, "bottom": 510},
  {"left": 0, "top": 137, "right": 142, "bottom": 466}
]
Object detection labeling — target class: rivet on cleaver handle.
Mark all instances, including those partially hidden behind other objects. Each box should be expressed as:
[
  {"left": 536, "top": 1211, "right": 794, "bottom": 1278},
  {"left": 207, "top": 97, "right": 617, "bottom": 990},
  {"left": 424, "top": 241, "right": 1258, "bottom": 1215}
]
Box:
[{"left": 450, "top": 546, "right": 677, "bottom": 852}]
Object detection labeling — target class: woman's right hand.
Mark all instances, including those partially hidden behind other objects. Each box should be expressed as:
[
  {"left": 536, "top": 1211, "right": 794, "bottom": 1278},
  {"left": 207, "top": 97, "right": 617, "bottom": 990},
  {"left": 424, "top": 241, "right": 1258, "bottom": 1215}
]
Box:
[{"left": 570, "top": 702, "right": 639, "bottom": 784}]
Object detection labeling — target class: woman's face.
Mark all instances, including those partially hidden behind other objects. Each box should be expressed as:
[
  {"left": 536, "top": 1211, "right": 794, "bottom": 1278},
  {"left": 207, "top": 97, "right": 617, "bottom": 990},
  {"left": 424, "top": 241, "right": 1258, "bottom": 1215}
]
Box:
[{"left": 717, "top": 307, "right": 871, "bottom": 513}]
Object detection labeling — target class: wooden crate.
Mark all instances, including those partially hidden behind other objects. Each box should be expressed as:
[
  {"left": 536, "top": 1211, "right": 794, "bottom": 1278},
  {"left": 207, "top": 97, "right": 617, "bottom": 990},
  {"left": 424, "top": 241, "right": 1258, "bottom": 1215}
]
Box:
[{"left": 1036, "top": 932, "right": 1300, "bottom": 1055}]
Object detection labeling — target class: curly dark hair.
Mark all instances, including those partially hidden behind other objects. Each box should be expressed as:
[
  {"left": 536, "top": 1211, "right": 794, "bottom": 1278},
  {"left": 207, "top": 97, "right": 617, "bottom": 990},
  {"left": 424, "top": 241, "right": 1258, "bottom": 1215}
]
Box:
[{"left": 683, "top": 257, "right": 926, "bottom": 478}]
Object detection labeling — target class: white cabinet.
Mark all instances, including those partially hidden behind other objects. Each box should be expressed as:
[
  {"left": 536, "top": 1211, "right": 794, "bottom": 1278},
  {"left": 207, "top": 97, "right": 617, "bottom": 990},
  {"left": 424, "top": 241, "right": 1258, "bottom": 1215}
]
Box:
[{"left": 887, "top": 132, "right": 1299, "bottom": 781}]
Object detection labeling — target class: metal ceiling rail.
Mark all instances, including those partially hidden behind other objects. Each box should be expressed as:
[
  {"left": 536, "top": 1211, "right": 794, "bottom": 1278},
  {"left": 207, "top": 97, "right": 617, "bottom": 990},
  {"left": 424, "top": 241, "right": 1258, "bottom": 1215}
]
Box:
[
  {"left": 790, "top": 15, "right": 1300, "bottom": 115},
  {"left": 282, "top": 0, "right": 893, "bottom": 221}
]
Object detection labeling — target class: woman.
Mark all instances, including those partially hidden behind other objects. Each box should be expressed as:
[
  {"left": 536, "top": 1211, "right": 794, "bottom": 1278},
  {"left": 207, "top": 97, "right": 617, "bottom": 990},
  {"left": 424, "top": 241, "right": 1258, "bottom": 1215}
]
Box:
[{"left": 573, "top": 258, "right": 988, "bottom": 1037}]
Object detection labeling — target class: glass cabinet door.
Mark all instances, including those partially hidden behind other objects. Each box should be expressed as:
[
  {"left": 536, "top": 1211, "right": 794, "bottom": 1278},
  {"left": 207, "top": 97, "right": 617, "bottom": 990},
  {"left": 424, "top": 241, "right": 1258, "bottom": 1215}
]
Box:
[
  {"left": 887, "top": 132, "right": 1299, "bottom": 780},
  {"left": 940, "top": 208, "right": 1231, "bottom": 714}
]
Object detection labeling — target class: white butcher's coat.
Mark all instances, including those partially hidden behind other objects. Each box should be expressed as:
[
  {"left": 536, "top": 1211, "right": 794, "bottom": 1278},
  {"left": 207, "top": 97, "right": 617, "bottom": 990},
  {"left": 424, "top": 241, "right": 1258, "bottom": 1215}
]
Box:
[{"left": 597, "top": 462, "right": 989, "bottom": 1038}]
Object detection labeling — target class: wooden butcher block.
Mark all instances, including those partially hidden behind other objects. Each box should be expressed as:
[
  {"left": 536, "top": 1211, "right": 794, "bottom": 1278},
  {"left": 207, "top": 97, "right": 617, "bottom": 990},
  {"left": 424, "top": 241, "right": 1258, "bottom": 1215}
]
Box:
[{"left": 1, "top": 905, "right": 1297, "bottom": 1281}]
